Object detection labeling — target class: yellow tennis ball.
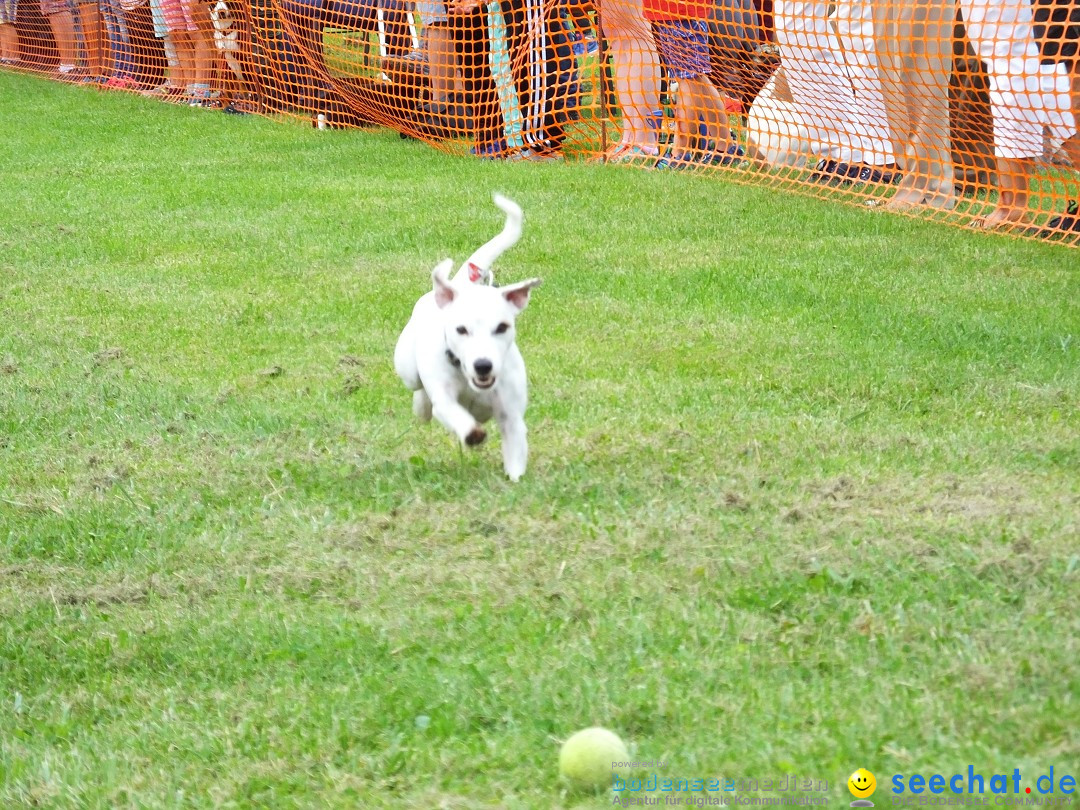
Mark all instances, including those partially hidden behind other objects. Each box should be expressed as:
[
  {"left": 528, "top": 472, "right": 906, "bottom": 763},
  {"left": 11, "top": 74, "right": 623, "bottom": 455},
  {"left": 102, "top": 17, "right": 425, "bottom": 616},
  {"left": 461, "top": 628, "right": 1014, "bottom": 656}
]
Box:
[{"left": 558, "top": 727, "right": 630, "bottom": 791}]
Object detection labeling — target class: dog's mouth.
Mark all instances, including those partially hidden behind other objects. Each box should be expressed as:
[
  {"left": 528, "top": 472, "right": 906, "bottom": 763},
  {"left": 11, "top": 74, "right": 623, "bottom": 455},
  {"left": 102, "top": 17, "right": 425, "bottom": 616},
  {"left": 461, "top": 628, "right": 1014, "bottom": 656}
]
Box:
[{"left": 471, "top": 376, "right": 496, "bottom": 390}]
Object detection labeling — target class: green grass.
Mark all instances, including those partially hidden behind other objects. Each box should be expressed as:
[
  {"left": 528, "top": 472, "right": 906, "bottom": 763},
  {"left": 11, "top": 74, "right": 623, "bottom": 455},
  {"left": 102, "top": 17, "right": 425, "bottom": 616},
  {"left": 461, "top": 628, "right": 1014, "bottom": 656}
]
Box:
[{"left": 1, "top": 70, "right": 1078, "bottom": 809}]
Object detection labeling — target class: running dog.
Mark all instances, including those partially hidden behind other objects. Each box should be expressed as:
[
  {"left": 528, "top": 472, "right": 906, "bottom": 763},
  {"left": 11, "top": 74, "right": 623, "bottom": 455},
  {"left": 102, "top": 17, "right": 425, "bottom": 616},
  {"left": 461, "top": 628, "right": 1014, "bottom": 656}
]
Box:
[{"left": 394, "top": 194, "right": 540, "bottom": 481}]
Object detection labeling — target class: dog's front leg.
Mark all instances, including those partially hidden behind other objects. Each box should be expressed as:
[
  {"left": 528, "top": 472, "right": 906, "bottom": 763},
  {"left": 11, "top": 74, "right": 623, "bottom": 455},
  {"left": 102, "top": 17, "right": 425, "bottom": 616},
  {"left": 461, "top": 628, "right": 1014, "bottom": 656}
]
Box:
[
  {"left": 496, "top": 413, "right": 528, "bottom": 482},
  {"left": 428, "top": 386, "right": 487, "bottom": 447}
]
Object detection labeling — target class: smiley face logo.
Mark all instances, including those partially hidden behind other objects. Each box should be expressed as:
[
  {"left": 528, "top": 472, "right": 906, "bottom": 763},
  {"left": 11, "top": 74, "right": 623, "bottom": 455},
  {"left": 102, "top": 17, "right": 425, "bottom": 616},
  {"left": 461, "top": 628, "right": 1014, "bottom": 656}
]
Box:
[{"left": 848, "top": 769, "right": 877, "bottom": 799}]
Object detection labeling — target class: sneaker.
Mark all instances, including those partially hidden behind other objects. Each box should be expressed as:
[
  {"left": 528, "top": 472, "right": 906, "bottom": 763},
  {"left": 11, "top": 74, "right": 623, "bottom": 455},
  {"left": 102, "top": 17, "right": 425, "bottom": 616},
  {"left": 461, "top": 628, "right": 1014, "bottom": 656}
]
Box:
[
  {"left": 710, "top": 143, "right": 745, "bottom": 168},
  {"left": 1038, "top": 200, "right": 1080, "bottom": 239},
  {"left": 654, "top": 151, "right": 691, "bottom": 170},
  {"left": 57, "top": 67, "right": 89, "bottom": 82},
  {"left": 689, "top": 141, "right": 743, "bottom": 168},
  {"left": 810, "top": 159, "right": 857, "bottom": 184},
  {"left": 855, "top": 164, "right": 900, "bottom": 184},
  {"left": 471, "top": 139, "right": 508, "bottom": 159}
]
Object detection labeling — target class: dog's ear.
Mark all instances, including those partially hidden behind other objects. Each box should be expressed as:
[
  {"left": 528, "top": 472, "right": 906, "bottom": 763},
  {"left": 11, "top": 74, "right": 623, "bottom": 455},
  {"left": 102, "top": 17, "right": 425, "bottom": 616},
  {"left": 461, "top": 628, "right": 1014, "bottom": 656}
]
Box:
[
  {"left": 501, "top": 278, "right": 541, "bottom": 311},
  {"left": 432, "top": 259, "right": 455, "bottom": 309}
]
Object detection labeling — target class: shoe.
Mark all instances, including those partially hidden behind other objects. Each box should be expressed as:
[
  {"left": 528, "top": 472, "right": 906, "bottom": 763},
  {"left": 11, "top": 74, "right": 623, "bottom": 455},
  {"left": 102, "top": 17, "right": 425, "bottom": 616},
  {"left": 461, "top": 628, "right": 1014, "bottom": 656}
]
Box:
[
  {"left": 420, "top": 101, "right": 472, "bottom": 120},
  {"left": 471, "top": 139, "right": 508, "bottom": 158},
  {"left": 810, "top": 159, "right": 857, "bottom": 184},
  {"left": 700, "top": 142, "right": 745, "bottom": 167},
  {"left": 654, "top": 151, "right": 691, "bottom": 170},
  {"left": 855, "top": 164, "right": 900, "bottom": 184},
  {"left": 57, "top": 67, "right": 89, "bottom": 82},
  {"left": 222, "top": 102, "right": 249, "bottom": 115},
  {"left": 412, "top": 105, "right": 473, "bottom": 140},
  {"left": 1038, "top": 200, "right": 1080, "bottom": 239}
]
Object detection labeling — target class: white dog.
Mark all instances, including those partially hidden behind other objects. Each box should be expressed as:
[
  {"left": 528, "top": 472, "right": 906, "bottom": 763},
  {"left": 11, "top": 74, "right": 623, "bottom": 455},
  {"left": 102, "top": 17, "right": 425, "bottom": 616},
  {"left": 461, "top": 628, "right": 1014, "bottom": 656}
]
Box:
[{"left": 394, "top": 194, "right": 540, "bottom": 482}]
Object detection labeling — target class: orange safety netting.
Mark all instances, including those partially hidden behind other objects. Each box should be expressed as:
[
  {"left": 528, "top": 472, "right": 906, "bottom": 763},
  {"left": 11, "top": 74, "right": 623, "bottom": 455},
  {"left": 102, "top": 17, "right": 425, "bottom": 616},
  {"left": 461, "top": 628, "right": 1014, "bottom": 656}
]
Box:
[{"left": 2, "top": 0, "right": 1079, "bottom": 244}]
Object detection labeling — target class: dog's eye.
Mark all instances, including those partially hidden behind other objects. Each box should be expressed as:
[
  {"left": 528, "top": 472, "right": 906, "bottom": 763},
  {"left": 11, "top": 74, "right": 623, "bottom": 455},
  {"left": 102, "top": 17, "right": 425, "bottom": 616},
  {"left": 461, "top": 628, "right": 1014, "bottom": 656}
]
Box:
[
  {"left": 494, "top": 322, "right": 510, "bottom": 335},
  {"left": 456, "top": 326, "right": 469, "bottom": 335}
]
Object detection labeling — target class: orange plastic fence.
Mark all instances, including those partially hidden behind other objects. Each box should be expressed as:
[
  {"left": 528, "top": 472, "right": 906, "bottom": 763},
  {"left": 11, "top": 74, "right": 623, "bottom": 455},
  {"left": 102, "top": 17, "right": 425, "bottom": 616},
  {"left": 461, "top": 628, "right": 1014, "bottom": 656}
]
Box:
[{"left": 2, "top": 0, "right": 1079, "bottom": 244}]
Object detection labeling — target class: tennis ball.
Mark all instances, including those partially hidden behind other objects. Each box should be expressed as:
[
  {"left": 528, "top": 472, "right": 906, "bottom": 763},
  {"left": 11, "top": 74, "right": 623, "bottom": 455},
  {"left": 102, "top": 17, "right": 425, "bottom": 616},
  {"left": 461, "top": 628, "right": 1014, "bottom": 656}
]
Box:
[{"left": 558, "top": 727, "right": 630, "bottom": 791}]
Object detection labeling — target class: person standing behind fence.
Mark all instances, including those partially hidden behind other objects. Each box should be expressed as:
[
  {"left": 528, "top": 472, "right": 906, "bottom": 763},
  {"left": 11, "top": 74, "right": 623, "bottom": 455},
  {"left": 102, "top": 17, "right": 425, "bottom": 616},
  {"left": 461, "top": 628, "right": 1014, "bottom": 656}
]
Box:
[
  {"left": 39, "top": 0, "right": 81, "bottom": 76},
  {"left": 0, "top": 0, "right": 19, "bottom": 65},
  {"left": 101, "top": 0, "right": 139, "bottom": 87},
  {"left": 647, "top": 0, "right": 739, "bottom": 167},
  {"left": 957, "top": 0, "right": 1079, "bottom": 229},
  {"left": 181, "top": 0, "right": 214, "bottom": 103},
  {"left": 870, "top": 0, "right": 955, "bottom": 211},
  {"left": 446, "top": 0, "right": 503, "bottom": 154},
  {"left": 417, "top": 0, "right": 461, "bottom": 110},
  {"left": 446, "top": 0, "right": 573, "bottom": 159},
  {"left": 77, "top": 0, "right": 104, "bottom": 80},
  {"left": 707, "top": 0, "right": 774, "bottom": 113},
  {"left": 159, "top": 0, "right": 198, "bottom": 98},
  {"left": 774, "top": 0, "right": 896, "bottom": 183},
  {"left": 143, "top": 0, "right": 185, "bottom": 98},
  {"left": 502, "top": 0, "right": 577, "bottom": 159},
  {"left": 595, "top": 0, "right": 662, "bottom": 159}
]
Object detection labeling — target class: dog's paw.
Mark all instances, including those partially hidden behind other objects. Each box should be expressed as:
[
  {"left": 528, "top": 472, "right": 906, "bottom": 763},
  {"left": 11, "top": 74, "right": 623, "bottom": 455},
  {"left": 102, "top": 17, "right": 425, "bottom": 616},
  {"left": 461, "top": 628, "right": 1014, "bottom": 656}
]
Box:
[{"left": 465, "top": 427, "right": 487, "bottom": 446}]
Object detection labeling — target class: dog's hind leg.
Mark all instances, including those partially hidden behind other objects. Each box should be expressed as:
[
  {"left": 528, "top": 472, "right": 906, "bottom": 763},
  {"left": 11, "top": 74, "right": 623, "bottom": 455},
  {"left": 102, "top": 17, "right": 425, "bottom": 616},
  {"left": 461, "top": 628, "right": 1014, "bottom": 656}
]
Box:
[{"left": 412, "top": 389, "right": 433, "bottom": 421}]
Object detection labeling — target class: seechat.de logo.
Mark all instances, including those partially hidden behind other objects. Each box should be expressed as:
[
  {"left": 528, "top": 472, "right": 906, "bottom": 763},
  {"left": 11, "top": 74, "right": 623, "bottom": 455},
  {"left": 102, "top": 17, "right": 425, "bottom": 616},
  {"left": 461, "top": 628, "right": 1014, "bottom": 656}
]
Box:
[{"left": 890, "top": 767, "right": 1076, "bottom": 805}]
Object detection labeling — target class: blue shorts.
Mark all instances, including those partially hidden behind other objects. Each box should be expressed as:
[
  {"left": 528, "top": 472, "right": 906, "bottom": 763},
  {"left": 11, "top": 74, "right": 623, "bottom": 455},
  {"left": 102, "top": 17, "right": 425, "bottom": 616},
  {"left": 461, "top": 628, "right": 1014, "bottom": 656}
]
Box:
[{"left": 652, "top": 19, "right": 710, "bottom": 80}]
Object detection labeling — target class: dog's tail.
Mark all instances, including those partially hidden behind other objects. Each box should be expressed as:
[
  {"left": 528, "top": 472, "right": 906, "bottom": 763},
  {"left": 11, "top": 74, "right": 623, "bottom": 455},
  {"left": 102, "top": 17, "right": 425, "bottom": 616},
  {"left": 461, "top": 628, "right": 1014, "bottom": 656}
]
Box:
[{"left": 455, "top": 193, "right": 523, "bottom": 285}]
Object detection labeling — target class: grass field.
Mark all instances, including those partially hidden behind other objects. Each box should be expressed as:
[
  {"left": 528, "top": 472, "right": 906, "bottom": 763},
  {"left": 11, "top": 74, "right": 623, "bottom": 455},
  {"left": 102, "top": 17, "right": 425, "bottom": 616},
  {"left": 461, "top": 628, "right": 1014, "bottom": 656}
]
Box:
[{"left": 1, "top": 69, "right": 1078, "bottom": 809}]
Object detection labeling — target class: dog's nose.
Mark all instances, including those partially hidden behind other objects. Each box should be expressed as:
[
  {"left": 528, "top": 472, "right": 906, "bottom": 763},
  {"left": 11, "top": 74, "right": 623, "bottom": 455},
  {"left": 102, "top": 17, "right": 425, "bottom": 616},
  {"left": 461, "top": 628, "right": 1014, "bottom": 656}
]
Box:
[{"left": 474, "top": 359, "right": 493, "bottom": 377}]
